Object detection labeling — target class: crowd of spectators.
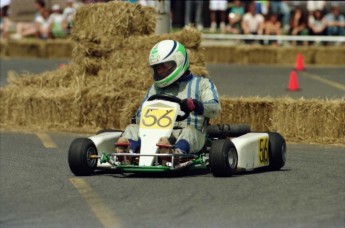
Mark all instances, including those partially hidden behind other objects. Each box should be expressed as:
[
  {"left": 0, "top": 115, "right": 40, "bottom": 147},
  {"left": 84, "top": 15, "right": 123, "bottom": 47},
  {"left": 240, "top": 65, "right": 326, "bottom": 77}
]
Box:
[
  {"left": 184, "top": 0, "right": 345, "bottom": 46},
  {"left": 1, "top": 0, "right": 345, "bottom": 46}
]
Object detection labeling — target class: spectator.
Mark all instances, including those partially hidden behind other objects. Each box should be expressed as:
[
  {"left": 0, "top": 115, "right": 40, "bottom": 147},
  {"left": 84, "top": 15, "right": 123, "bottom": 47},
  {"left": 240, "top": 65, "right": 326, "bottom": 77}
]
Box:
[
  {"left": 10, "top": 0, "right": 47, "bottom": 40},
  {"left": 289, "top": 7, "right": 309, "bottom": 46},
  {"left": 241, "top": 2, "right": 265, "bottom": 35},
  {"left": 35, "top": 8, "right": 50, "bottom": 39},
  {"left": 325, "top": 5, "right": 345, "bottom": 36},
  {"left": 308, "top": 9, "right": 326, "bottom": 36},
  {"left": 227, "top": 0, "right": 245, "bottom": 34},
  {"left": 184, "top": 1, "right": 203, "bottom": 31},
  {"left": 209, "top": 0, "right": 228, "bottom": 33},
  {"left": 63, "top": 0, "right": 77, "bottom": 34},
  {"left": 269, "top": 0, "right": 291, "bottom": 32},
  {"left": 48, "top": 4, "right": 68, "bottom": 38},
  {"left": 262, "top": 13, "right": 282, "bottom": 46}
]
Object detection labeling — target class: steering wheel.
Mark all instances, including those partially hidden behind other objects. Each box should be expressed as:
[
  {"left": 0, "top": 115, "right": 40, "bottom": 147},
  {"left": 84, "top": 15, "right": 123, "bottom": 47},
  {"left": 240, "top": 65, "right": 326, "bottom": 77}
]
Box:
[{"left": 147, "top": 94, "right": 190, "bottom": 121}]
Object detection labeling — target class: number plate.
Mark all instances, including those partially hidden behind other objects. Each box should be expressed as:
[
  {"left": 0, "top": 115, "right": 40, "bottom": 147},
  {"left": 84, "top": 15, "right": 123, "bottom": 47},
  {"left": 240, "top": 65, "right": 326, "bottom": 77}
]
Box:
[{"left": 140, "top": 107, "right": 176, "bottom": 129}]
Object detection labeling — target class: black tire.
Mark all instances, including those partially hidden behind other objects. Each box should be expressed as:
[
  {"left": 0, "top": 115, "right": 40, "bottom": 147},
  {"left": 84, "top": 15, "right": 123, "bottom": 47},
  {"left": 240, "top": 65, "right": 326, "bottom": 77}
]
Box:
[
  {"left": 68, "top": 138, "right": 98, "bottom": 176},
  {"left": 96, "top": 129, "right": 123, "bottom": 135},
  {"left": 209, "top": 139, "right": 238, "bottom": 177},
  {"left": 268, "top": 132, "right": 286, "bottom": 170},
  {"left": 207, "top": 124, "right": 251, "bottom": 139},
  {"left": 228, "top": 124, "right": 251, "bottom": 137}
]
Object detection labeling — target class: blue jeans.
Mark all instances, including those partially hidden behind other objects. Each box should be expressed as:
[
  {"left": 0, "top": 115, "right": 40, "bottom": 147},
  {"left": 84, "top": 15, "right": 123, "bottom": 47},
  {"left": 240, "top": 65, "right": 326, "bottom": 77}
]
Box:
[{"left": 327, "top": 26, "right": 345, "bottom": 36}]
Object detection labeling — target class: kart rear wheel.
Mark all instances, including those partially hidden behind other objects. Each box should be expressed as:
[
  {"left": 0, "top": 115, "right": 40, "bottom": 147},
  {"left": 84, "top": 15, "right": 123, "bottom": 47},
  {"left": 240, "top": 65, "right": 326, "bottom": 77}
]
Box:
[
  {"left": 68, "top": 138, "right": 98, "bottom": 176},
  {"left": 209, "top": 139, "right": 238, "bottom": 177},
  {"left": 268, "top": 132, "right": 286, "bottom": 170}
]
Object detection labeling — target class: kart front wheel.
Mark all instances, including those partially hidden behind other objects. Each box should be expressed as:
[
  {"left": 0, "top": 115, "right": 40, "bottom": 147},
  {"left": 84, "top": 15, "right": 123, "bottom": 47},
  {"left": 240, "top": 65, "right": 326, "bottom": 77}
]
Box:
[
  {"left": 209, "top": 139, "right": 238, "bottom": 177},
  {"left": 68, "top": 138, "right": 98, "bottom": 176},
  {"left": 268, "top": 132, "right": 286, "bottom": 170}
]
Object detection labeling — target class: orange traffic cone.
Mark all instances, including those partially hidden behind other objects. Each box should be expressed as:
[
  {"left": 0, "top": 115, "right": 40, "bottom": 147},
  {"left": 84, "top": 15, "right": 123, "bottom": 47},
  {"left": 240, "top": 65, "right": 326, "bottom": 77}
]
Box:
[
  {"left": 295, "top": 53, "right": 305, "bottom": 71},
  {"left": 288, "top": 70, "right": 300, "bottom": 91}
]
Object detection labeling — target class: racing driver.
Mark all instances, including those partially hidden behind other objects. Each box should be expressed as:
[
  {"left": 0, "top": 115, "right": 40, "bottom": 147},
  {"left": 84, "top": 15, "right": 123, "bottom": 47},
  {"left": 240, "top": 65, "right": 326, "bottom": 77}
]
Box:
[{"left": 116, "top": 39, "right": 221, "bottom": 163}]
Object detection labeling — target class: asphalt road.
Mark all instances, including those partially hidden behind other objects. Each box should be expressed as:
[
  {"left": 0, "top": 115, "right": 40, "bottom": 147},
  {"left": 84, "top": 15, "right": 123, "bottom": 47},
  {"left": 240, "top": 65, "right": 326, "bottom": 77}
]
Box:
[
  {"left": 0, "top": 59, "right": 344, "bottom": 227},
  {"left": 0, "top": 131, "right": 344, "bottom": 228},
  {"left": 208, "top": 64, "right": 345, "bottom": 99}
]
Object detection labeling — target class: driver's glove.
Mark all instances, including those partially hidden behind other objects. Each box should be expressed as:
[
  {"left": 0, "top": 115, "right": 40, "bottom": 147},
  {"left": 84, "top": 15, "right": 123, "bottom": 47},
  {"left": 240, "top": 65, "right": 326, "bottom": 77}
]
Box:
[{"left": 181, "top": 98, "right": 204, "bottom": 115}]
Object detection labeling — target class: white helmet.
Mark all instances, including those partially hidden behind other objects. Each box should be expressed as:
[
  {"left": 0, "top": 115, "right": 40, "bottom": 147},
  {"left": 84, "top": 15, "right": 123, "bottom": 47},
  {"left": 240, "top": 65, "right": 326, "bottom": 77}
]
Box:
[{"left": 149, "top": 40, "right": 189, "bottom": 88}]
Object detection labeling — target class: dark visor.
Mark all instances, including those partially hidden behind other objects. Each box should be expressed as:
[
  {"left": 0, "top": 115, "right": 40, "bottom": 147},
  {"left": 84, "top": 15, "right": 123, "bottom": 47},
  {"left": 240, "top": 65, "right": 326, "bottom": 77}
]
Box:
[{"left": 152, "top": 61, "right": 177, "bottom": 81}]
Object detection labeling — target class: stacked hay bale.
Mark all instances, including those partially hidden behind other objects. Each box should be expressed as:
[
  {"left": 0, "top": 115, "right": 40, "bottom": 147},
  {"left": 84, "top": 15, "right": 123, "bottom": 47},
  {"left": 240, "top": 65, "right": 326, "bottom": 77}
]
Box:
[
  {"left": 218, "top": 97, "right": 345, "bottom": 144},
  {"left": 0, "top": 2, "right": 207, "bottom": 132}
]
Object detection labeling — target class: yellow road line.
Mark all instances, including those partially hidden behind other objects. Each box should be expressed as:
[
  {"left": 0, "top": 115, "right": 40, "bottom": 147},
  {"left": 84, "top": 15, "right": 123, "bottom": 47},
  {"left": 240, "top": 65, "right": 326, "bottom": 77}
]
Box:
[
  {"left": 300, "top": 71, "right": 345, "bottom": 92},
  {"left": 36, "top": 133, "right": 57, "bottom": 148},
  {"left": 69, "top": 178, "right": 122, "bottom": 228}
]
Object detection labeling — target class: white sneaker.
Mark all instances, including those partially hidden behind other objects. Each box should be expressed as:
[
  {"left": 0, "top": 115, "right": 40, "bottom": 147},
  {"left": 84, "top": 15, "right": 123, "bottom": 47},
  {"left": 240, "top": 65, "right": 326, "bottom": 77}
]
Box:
[{"left": 197, "top": 24, "right": 203, "bottom": 31}]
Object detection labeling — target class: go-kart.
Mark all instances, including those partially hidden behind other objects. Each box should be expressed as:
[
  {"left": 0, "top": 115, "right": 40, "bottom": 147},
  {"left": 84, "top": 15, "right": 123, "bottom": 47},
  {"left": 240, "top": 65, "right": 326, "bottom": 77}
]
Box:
[{"left": 68, "top": 94, "right": 286, "bottom": 177}]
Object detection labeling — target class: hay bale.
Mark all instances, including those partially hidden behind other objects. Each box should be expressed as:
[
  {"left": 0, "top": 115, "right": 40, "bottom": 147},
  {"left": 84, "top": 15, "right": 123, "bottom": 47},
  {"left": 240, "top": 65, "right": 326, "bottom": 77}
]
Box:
[
  {"left": 0, "top": 40, "right": 8, "bottom": 57},
  {"left": 7, "top": 40, "right": 45, "bottom": 58},
  {"left": 314, "top": 46, "right": 345, "bottom": 65},
  {"left": 204, "top": 46, "right": 249, "bottom": 64},
  {"left": 9, "top": 64, "right": 78, "bottom": 88},
  {"left": 44, "top": 39, "right": 73, "bottom": 59},
  {"left": 271, "top": 98, "right": 345, "bottom": 144},
  {"left": 71, "top": 2, "right": 155, "bottom": 42},
  {"left": 276, "top": 47, "right": 315, "bottom": 65},
  {"left": 170, "top": 26, "right": 201, "bottom": 49},
  {"left": 246, "top": 46, "right": 277, "bottom": 64},
  {"left": 219, "top": 97, "right": 274, "bottom": 131},
  {"left": 217, "top": 96, "right": 345, "bottom": 144},
  {"left": 72, "top": 35, "right": 125, "bottom": 61}
]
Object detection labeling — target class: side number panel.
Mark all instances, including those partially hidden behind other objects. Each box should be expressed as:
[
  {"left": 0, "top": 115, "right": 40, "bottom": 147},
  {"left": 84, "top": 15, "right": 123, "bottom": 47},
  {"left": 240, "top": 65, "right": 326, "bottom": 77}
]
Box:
[{"left": 258, "top": 137, "right": 269, "bottom": 165}]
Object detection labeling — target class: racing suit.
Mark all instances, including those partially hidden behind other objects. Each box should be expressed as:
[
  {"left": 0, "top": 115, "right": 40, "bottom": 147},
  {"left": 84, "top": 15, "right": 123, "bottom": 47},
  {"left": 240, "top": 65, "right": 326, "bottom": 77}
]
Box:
[{"left": 122, "top": 73, "right": 221, "bottom": 153}]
